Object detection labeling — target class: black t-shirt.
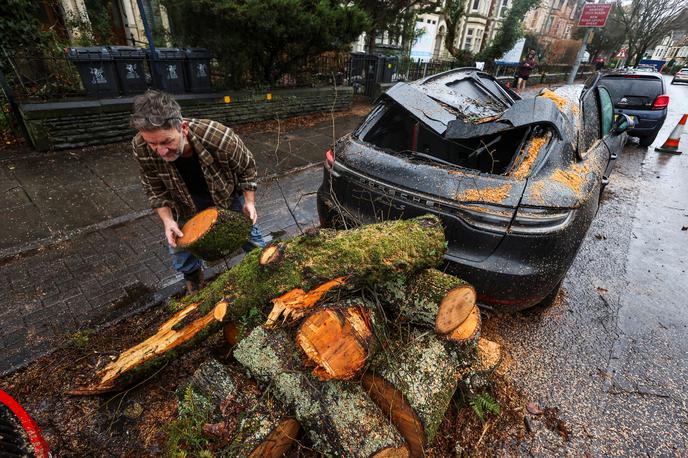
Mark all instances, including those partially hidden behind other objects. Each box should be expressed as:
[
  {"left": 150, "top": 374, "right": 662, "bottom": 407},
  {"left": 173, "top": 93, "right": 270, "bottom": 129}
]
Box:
[{"left": 174, "top": 153, "right": 214, "bottom": 211}]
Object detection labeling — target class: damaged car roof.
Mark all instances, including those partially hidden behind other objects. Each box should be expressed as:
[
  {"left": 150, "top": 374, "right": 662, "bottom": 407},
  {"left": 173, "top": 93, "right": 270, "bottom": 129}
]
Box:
[{"left": 382, "top": 68, "right": 573, "bottom": 143}]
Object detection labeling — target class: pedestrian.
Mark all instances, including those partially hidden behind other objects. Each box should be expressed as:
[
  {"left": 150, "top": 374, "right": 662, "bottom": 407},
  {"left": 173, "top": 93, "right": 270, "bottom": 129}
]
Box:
[
  {"left": 131, "top": 90, "right": 266, "bottom": 294},
  {"left": 516, "top": 49, "right": 538, "bottom": 93}
]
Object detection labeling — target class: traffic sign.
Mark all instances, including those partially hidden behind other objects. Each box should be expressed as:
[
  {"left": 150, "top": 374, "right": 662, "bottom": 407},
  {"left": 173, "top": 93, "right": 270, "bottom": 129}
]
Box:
[{"left": 578, "top": 3, "right": 613, "bottom": 28}]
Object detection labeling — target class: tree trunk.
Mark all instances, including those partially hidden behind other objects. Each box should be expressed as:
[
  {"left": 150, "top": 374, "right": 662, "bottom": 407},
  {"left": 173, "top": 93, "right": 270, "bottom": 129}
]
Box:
[
  {"left": 234, "top": 326, "right": 409, "bottom": 457},
  {"left": 177, "top": 359, "right": 299, "bottom": 458},
  {"left": 459, "top": 337, "right": 503, "bottom": 391},
  {"left": 70, "top": 215, "right": 445, "bottom": 394},
  {"left": 362, "top": 332, "right": 459, "bottom": 457},
  {"left": 377, "top": 269, "right": 476, "bottom": 337},
  {"left": 177, "top": 207, "right": 252, "bottom": 261}
]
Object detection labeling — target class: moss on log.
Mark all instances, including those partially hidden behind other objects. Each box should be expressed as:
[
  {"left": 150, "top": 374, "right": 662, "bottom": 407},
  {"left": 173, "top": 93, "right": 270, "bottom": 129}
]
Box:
[
  {"left": 377, "top": 269, "right": 476, "bottom": 336},
  {"left": 234, "top": 326, "right": 409, "bottom": 457},
  {"left": 177, "top": 207, "right": 252, "bottom": 261},
  {"left": 363, "top": 332, "right": 459, "bottom": 457},
  {"left": 176, "top": 359, "right": 299, "bottom": 458},
  {"left": 179, "top": 214, "right": 446, "bottom": 323}
]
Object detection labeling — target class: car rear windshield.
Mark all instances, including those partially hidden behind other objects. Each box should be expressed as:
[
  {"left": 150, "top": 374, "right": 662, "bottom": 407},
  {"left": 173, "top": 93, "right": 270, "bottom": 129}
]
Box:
[
  {"left": 599, "top": 75, "right": 663, "bottom": 108},
  {"left": 361, "top": 100, "right": 541, "bottom": 175}
]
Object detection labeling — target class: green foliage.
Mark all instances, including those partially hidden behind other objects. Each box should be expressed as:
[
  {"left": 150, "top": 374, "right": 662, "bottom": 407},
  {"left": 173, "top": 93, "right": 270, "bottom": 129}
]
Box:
[
  {"left": 0, "top": 0, "right": 41, "bottom": 50},
  {"left": 469, "top": 391, "right": 501, "bottom": 423},
  {"left": 162, "top": 0, "right": 369, "bottom": 87},
  {"left": 478, "top": 0, "right": 540, "bottom": 62},
  {"left": 70, "top": 330, "right": 93, "bottom": 349},
  {"left": 166, "top": 385, "right": 214, "bottom": 457}
]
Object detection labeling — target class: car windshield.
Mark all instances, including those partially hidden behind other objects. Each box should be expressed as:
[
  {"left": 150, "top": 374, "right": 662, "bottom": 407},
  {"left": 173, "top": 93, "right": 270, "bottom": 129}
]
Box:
[{"left": 599, "top": 75, "right": 662, "bottom": 108}]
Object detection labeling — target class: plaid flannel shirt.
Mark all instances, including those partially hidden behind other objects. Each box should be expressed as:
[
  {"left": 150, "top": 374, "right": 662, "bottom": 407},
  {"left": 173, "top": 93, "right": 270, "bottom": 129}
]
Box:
[{"left": 132, "top": 118, "right": 258, "bottom": 220}]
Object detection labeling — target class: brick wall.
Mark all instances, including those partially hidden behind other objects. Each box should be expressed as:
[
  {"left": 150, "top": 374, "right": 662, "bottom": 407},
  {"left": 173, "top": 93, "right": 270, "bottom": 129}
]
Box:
[{"left": 20, "top": 86, "right": 353, "bottom": 151}]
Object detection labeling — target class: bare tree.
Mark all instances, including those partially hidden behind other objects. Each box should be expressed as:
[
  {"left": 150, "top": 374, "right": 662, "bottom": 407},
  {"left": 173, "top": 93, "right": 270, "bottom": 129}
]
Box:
[
  {"left": 440, "top": 0, "right": 467, "bottom": 58},
  {"left": 615, "top": 0, "right": 687, "bottom": 66}
]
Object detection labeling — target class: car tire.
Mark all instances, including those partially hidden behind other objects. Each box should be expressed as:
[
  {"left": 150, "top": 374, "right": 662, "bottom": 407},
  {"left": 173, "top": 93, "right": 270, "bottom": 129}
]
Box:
[{"left": 638, "top": 133, "right": 658, "bottom": 147}]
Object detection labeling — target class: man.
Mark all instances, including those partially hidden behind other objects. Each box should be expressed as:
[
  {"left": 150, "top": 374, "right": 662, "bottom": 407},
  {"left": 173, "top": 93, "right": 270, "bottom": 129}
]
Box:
[
  {"left": 516, "top": 49, "right": 538, "bottom": 93},
  {"left": 131, "top": 90, "right": 265, "bottom": 293}
]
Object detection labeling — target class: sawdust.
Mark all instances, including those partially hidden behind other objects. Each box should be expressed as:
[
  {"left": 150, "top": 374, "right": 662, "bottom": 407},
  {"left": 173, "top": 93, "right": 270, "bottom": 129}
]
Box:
[
  {"left": 539, "top": 89, "right": 580, "bottom": 115},
  {"left": 551, "top": 162, "right": 591, "bottom": 196},
  {"left": 456, "top": 184, "right": 512, "bottom": 203},
  {"left": 528, "top": 181, "right": 546, "bottom": 204},
  {"left": 512, "top": 134, "right": 549, "bottom": 180}
]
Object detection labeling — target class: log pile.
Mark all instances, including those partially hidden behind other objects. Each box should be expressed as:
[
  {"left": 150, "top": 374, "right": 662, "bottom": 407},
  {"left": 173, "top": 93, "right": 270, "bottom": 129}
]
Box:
[{"left": 70, "top": 215, "right": 503, "bottom": 456}]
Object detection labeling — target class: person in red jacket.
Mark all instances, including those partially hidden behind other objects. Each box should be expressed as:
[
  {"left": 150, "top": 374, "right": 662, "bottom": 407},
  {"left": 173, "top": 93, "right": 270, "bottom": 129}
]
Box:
[{"left": 516, "top": 49, "right": 538, "bottom": 93}]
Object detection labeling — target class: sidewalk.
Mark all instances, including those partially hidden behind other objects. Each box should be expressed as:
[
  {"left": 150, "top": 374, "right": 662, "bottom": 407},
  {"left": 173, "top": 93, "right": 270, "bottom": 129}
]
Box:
[{"left": 0, "top": 107, "right": 367, "bottom": 375}]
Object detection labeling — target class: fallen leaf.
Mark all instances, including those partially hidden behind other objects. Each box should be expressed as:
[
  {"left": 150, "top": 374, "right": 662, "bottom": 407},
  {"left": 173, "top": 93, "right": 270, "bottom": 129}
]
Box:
[
  {"left": 681, "top": 226, "right": 687, "bottom": 231},
  {"left": 526, "top": 402, "right": 543, "bottom": 415},
  {"left": 596, "top": 287, "right": 608, "bottom": 293}
]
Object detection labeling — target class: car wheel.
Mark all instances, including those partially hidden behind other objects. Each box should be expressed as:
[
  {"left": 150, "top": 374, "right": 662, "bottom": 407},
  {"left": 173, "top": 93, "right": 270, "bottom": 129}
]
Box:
[{"left": 638, "top": 133, "right": 658, "bottom": 147}]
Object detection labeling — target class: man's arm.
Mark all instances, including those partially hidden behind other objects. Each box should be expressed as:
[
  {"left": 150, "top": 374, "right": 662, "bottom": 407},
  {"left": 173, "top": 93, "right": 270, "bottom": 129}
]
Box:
[{"left": 156, "top": 206, "right": 184, "bottom": 247}]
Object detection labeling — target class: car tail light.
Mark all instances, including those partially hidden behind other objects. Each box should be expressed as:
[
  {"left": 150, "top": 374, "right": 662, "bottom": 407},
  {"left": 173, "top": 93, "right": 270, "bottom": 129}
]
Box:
[
  {"left": 510, "top": 207, "right": 573, "bottom": 234},
  {"left": 325, "top": 148, "right": 335, "bottom": 169},
  {"left": 460, "top": 204, "right": 513, "bottom": 233},
  {"left": 652, "top": 95, "right": 669, "bottom": 110}
]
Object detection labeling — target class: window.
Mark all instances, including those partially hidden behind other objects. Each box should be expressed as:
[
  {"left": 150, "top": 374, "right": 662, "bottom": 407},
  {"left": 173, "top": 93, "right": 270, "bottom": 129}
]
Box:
[
  {"left": 499, "top": 0, "right": 509, "bottom": 17},
  {"left": 472, "top": 0, "right": 480, "bottom": 10},
  {"left": 598, "top": 87, "right": 614, "bottom": 135},
  {"left": 465, "top": 29, "right": 474, "bottom": 50},
  {"left": 427, "top": 19, "right": 432, "bottom": 23},
  {"left": 555, "top": 0, "right": 566, "bottom": 9},
  {"left": 544, "top": 16, "right": 554, "bottom": 32}
]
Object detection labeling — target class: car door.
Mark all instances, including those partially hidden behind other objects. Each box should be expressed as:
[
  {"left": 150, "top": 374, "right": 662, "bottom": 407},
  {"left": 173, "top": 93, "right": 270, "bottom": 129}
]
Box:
[
  {"left": 577, "top": 80, "right": 613, "bottom": 197},
  {"left": 598, "top": 86, "right": 623, "bottom": 184}
]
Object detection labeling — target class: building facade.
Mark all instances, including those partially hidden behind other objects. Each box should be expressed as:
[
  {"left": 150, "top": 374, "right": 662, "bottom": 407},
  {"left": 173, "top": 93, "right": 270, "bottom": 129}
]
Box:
[{"left": 38, "top": 0, "right": 171, "bottom": 46}]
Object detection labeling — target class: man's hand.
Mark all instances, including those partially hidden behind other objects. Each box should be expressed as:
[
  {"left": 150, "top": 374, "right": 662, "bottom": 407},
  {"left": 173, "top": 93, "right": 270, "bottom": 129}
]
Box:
[
  {"left": 243, "top": 201, "right": 258, "bottom": 224},
  {"left": 156, "top": 207, "right": 183, "bottom": 247},
  {"left": 164, "top": 220, "right": 184, "bottom": 247}
]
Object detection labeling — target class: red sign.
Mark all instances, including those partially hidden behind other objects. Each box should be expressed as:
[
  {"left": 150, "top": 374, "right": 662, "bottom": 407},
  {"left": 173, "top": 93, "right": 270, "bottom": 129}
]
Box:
[
  {"left": 615, "top": 48, "right": 627, "bottom": 58},
  {"left": 578, "top": 3, "right": 613, "bottom": 28}
]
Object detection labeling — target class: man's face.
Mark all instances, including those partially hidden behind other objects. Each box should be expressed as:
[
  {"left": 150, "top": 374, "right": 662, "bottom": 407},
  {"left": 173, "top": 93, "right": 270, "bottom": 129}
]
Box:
[{"left": 140, "top": 122, "right": 189, "bottom": 161}]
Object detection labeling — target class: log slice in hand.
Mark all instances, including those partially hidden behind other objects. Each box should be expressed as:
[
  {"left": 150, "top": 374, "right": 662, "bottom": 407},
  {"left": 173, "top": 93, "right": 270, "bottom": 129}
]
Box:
[{"left": 177, "top": 207, "right": 252, "bottom": 261}]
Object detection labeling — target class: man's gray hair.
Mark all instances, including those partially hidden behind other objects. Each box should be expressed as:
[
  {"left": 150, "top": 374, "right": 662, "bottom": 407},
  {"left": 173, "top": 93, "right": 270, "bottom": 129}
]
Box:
[{"left": 131, "top": 90, "right": 183, "bottom": 131}]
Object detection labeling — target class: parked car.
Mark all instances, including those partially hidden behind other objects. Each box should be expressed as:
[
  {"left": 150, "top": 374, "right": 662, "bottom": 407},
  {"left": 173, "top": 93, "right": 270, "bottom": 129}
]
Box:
[
  {"left": 597, "top": 69, "right": 669, "bottom": 146},
  {"left": 671, "top": 68, "right": 688, "bottom": 84},
  {"left": 317, "top": 69, "right": 631, "bottom": 311}
]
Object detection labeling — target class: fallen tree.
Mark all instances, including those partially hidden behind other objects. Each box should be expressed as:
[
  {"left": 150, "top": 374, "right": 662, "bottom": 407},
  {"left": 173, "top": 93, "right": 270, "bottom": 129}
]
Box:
[
  {"left": 69, "top": 215, "right": 446, "bottom": 394},
  {"left": 234, "top": 327, "right": 409, "bottom": 457}
]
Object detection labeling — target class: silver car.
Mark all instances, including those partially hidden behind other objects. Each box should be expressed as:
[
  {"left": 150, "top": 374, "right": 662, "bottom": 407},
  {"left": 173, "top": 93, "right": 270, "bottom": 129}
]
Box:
[{"left": 671, "top": 68, "right": 688, "bottom": 84}]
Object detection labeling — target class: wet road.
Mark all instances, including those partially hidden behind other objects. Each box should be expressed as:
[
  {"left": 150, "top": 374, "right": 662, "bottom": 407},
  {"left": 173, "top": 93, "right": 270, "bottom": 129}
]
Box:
[{"left": 485, "top": 75, "right": 688, "bottom": 455}]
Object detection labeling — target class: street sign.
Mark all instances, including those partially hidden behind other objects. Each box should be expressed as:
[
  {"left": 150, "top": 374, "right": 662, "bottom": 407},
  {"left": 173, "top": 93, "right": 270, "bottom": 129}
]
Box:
[
  {"left": 578, "top": 3, "right": 613, "bottom": 27},
  {"left": 616, "top": 48, "right": 627, "bottom": 58}
]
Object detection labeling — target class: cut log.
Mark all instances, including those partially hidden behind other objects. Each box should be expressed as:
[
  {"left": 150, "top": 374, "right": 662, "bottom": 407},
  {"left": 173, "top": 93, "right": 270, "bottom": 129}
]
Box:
[
  {"left": 234, "top": 326, "right": 409, "bottom": 457},
  {"left": 177, "top": 359, "right": 299, "bottom": 458},
  {"left": 177, "top": 207, "right": 253, "bottom": 261},
  {"left": 296, "top": 301, "right": 377, "bottom": 381},
  {"left": 459, "top": 338, "right": 503, "bottom": 391},
  {"left": 72, "top": 216, "right": 445, "bottom": 394},
  {"left": 377, "top": 269, "right": 476, "bottom": 337},
  {"left": 446, "top": 304, "right": 481, "bottom": 346},
  {"left": 363, "top": 332, "right": 459, "bottom": 457}
]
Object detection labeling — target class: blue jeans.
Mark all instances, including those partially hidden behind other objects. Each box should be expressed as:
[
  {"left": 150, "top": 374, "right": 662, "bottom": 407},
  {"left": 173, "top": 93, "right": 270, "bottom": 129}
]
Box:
[{"left": 168, "top": 195, "right": 266, "bottom": 276}]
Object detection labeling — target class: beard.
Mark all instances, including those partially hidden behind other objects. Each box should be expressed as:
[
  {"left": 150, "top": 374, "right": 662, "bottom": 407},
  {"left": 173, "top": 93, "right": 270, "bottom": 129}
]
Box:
[{"left": 161, "top": 132, "right": 186, "bottom": 162}]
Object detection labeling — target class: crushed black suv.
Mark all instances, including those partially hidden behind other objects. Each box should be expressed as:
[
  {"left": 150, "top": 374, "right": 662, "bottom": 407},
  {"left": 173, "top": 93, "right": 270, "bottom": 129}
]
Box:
[
  {"left": 597, "top": 70, "right": 669, "bottom": 146},
  {"left": 317, "top": 69, "right": 631, "bottom": 310}
]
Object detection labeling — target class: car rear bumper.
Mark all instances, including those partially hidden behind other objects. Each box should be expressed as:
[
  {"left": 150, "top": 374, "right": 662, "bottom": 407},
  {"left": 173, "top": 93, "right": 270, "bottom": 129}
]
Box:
[
  {"left": 616, "top": 108, "right": 667, "bottom": 137},
  {"left": 672, "top": 75, "right": 688, "bottom": 83}
]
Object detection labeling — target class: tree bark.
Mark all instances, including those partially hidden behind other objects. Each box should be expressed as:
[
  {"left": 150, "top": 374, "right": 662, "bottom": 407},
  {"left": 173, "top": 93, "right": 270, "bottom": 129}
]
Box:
[
  {"left": 234, "top": 326, "right": 409, "bottom": 457},
  {"left": 376, "top": 269, "right": 476, "bottom": 337},
  {"left": 70, "top": 215, "right": 445, "bottom": 394},
  {"left": 177, "top": 359, "right": 299, "bottom": 458},
  {"left": 362, "top": 332, "right": 459, "bottom": 457},
  {"left": 177, "top": 207, "right": 252, "bottom": 261}
]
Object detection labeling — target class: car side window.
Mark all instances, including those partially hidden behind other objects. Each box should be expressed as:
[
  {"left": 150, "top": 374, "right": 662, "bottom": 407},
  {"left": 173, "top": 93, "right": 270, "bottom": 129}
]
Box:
[
  {"left": 579, "top": 86, "right": 601, "bottom": 157},
  {"left": 598, "top": 87, "right": 614, "bottom": 135}
]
